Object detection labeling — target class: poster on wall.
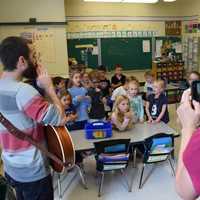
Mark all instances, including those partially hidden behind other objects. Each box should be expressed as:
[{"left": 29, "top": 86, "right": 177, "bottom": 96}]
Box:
[
  {"left": 156, "top": 40, "right": 163, "bottom": 57},
  {"left": 21, "top": 27, "right": 56, "bottom": 63},
  {"left": 143, "top": 40, "right": 150, "bottom": 53},
  {"left": 165, "top": 21, "right": 182, "bottom": 36}
]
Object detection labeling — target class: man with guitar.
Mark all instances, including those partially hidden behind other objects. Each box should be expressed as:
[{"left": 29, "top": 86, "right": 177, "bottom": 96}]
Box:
[{"left": 0, "top": 36, "right": 67, "bottom": 200}]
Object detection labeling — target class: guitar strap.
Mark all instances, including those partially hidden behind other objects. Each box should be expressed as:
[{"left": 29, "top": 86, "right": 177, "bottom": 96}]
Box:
[{"left": 0, "top": 112, "right": 70, "bottom": 168}]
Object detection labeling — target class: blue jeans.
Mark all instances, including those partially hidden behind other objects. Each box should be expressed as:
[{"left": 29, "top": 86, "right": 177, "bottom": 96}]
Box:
[{"left": 5, "top": 173, "right": 53, "bottom": 200}]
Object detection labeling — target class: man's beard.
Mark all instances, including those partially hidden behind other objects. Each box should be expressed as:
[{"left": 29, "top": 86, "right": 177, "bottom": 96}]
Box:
[{"left": 22, "top": 61, "right": 38, "bottom": 80}]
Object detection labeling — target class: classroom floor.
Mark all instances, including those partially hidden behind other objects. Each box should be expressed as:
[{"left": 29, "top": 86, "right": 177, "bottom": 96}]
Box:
[{"left": 54, "top": 104, "right": 182, "bottom": 200}]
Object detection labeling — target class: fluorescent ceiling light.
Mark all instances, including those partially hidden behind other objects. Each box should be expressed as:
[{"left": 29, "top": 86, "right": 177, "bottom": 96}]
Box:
[
  {"left": 123, "top": 0, "right": 158, "bottom": 2},
  {"left": 84, "top": 0, "right": 121, "bottom": 2},
  {"left": 163, "top": 0, "right": 176, "bottom": 1},
  {"left": 84, "top": 0, "right": 159, "bottom": 3}
]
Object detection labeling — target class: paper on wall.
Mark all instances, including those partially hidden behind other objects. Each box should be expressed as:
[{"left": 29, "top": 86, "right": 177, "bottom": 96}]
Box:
[
  {"left": 92, "top": 46, "right": 99, "bottom": 55},
  {"left": 156, "top": 40, "right": 163, "bottom": 57},
  {"left": 143, "top": 40, "right": 150, "bottom": 53}
]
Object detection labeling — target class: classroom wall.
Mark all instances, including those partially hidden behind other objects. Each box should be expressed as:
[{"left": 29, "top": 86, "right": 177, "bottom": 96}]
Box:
[
  {"left": 0, "top": 0, "right": 65, "bottom": 22},
  {"left": 0, "top": 0, "right": 69, "bottom": 77},
  {"left": 65, "top": 0, "right": 187, "bottom": 17},
  {"left": 180, "top": 0, "right": 200, "bottom": 16},
  {"left": 65, "top": 0, "right": 200, "bottom": 35},
  {"left": 65, "top": 0, "right": 200, "bottom": 71},
  {"left": 67, "top": 21, "right": 165, "bottom": 36}
]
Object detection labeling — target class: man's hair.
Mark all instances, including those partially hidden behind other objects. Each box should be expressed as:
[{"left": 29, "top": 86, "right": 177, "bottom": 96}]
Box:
[
  {"left": 115, "top": 64, "right": 122, "bottom": 69},
  {"left": 0, "top": 36, "right": 30, "bottom": 71},
  {"left": 97, "top": 65, "right": 107, "bottom": 72}
]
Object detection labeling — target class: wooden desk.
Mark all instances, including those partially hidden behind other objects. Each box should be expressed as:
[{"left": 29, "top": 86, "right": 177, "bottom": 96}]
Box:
[{"left": 70, "top": 122, "right": 180, "bottom": 151}]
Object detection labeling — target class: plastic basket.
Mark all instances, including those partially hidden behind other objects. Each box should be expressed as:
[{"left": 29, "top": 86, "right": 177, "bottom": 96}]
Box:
[{"left": 85, "top": 121, "right": 112, "bottom": 139}]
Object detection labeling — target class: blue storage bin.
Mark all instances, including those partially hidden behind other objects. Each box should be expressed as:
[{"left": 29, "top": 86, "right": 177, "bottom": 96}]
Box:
[{"left": 85, "top": 121, "right": 112, "bottom": 139}]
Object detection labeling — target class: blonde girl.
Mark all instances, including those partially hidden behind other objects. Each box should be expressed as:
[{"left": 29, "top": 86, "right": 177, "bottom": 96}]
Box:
[
  {"left": 128, "top": 80, "right": 144, "bottom": 123},
  {"left": 111, "top": 95, "right": 133, "bottom": 131}
]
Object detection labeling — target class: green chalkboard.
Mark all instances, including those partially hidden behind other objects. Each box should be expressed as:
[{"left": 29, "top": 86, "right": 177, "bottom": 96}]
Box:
[
  {"left": 101, "top": 38, "right": 152, "bottom": 71},
  {"left": 67, "top": 39, "right": 98, "bottom": 68}
]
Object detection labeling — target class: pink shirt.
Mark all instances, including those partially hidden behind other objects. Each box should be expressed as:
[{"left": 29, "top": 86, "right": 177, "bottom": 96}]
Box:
[{"left": 183, "top": 128, "right": 200, "bottom": 195}]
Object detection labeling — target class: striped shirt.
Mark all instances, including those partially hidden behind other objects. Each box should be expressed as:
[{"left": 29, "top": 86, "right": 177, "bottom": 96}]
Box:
[{"left": 0, "top": 78, "right": 61, "bottom": 182}]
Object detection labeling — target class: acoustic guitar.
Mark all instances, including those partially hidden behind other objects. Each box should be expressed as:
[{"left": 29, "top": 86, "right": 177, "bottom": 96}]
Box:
[
  {"left": 45, "top": 125, "right": 75, "bottom": 173},
  {"left": 0, "top": 113, "right": 75, "bottom": 173}
]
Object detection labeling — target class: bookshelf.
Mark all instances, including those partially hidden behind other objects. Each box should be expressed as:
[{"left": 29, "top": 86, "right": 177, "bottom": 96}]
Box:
[{"left": 152, "top": 61, "right": 184, "bottom": 82}]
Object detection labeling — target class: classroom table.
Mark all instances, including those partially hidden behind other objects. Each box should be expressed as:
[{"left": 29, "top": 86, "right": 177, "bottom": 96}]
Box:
[
  {"left": 55, "top": 122, "right": 179, "bottom": 199},
  {"left": 70, "top": 122, "right": 180, "bottom": 151}
]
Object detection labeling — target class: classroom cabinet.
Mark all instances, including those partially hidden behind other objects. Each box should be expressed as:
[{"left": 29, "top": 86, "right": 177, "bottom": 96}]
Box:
[{"left": 152, "top": 61, "right": 184, "bottom": 82}]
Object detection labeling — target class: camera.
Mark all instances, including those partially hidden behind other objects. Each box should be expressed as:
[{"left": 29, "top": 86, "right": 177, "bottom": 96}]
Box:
[{"left": 191, "top": 80, "right": 200, "bottom": 102}]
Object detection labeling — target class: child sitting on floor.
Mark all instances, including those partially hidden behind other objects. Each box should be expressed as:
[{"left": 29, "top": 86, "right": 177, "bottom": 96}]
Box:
[{"left": 111, "top": 95, "right": 134, "bottom": 131}]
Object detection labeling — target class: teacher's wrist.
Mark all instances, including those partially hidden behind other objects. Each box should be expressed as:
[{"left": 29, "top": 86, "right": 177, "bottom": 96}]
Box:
[{"left": 181, "top": 127, "right": 196, "bottom": 136}]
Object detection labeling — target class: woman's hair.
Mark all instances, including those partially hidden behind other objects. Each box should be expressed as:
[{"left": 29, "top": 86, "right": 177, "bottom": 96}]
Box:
[
  {"left": 187, "top": 71, "right": 200, "bottom": 80},
  {"left": 112, "top": 95, "right": 133, "bottom": 129},
  {"left": 67, "top": 70, "right": 81, "bottom": 88}
]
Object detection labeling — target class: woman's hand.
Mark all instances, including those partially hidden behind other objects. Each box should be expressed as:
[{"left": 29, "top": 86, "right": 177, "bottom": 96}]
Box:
[{"left": 177, "top": 92, "right": 200, "bottom": 131}]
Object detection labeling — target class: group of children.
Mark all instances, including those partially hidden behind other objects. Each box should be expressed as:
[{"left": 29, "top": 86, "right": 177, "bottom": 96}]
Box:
[{"left": 52, "top": 64, "right": 170, "bottom": 132}]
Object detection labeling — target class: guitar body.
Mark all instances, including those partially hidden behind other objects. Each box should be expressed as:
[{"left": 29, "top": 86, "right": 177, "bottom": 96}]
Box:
[{"left": 45, "top": 125, "right": 75, "bottom": 173}]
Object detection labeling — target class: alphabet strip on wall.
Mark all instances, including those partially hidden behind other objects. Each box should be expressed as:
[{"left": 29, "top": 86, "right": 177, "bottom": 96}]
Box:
[{"left": 66, "top": 30, "right": 158, "bottom": 39}]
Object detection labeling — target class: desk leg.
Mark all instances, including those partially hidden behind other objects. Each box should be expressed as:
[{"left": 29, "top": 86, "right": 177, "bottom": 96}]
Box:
[
  {"left": 133, "top": 148, "right": 137, "bottom": 168},
  {"left": 75, "top": 164, "right": 88, "bottom": 189},
  {"left": 57, "top": 174, "right": 62, "bottom": 200}
]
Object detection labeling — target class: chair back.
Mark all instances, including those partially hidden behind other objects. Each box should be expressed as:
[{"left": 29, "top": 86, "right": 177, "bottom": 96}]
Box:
[
  {"left": 143, "top": 133, "right": 174, "bottom": 164},
  {"left": 94, "top": 139, "right": 130, "bottom": 171}
]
